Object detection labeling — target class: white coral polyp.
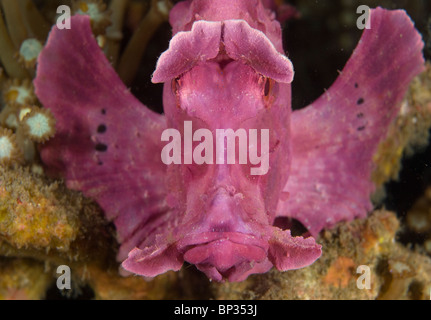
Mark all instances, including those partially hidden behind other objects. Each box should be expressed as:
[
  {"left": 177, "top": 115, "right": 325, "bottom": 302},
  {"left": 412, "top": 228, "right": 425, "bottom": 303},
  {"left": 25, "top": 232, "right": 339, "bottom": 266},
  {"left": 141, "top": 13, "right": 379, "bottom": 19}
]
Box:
[
  {"left": 5, "top": 113, "right": 18, "bottom": 129},
  {"left": 76, "top": 3, "right": 105, "bottom": 23},
  {"left": 19, "top": 39, "right": 43, "bottom": 63},
  {"left": 25, "top": 113, "right": 51, "bottom": 139},
  {"left": 8, "top": 86, "right": 33, "bottom": 105},
  {"left": 0, "top": 136, "right": 14, "bottom": 160}
]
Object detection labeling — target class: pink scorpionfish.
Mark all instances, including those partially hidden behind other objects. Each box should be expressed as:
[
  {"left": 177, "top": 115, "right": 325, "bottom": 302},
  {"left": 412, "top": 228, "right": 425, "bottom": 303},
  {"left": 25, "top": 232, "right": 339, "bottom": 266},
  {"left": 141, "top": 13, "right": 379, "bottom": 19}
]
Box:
[{"left": 35, "top": 0, "right": 425, "bottom": 282}]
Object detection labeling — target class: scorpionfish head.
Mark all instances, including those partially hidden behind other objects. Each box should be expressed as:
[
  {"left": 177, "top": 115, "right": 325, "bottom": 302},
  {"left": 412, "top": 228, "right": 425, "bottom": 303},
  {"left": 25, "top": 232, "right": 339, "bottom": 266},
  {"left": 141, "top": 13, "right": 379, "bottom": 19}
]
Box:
[{"left": 126, "top": 0, "right": 321, "bottom": 282}]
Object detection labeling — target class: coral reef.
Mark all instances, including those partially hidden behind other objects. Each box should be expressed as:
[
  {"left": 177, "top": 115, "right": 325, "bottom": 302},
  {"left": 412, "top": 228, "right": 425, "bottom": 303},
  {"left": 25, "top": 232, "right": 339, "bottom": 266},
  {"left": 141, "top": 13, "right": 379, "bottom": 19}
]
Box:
[
  {"left": 0, "top": 165, "right": 181, "bottom": 300},
  {"left": 372, "top": 63, "right": 431, "bottom": 192},
  {"left": 401, "top": 186, "right": 431, "bottom": 255},
  {"left": 0, "top": 258, "right": 51, "bottom": 300},
  {"left": 0, "top": 165, "right": 112, "bottom": 265}
]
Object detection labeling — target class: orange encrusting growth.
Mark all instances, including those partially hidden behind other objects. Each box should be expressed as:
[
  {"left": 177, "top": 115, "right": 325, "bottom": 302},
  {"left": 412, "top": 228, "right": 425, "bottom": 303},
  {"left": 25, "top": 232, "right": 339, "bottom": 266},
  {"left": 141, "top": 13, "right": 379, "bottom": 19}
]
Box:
[{"left": 323, "top": 256, "right": 356, "bottom": 288}]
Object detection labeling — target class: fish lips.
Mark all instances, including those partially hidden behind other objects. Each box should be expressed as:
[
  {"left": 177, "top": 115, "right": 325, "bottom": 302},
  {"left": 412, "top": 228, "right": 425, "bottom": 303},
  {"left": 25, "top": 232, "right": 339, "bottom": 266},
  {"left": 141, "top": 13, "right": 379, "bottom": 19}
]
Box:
[
  {"left": 122, "top": 224, "right": 321, "bottom": 282},
  {"left": 178, "top": 231, "right": 270, "bottom": 282}
]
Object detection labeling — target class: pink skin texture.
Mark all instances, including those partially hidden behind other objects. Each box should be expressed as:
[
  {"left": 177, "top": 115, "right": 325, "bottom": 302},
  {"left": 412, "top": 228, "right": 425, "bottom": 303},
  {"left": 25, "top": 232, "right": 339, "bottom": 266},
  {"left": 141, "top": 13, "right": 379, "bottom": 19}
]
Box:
[{"left": 34, "top": 0, "right": 424, "bottom": 282}]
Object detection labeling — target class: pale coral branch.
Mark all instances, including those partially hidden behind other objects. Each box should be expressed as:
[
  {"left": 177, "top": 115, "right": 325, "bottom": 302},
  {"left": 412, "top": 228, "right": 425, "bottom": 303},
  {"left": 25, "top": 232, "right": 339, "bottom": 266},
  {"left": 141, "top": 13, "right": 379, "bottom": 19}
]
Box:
[
  {"left": 105, "top": 0, "right": 130, "bottom": 68},
  {"left": 0, "top": 0, "right": 28, "bottom": 49},
  {"left": 0, "top": 8, "right": 28, "bottom": 79},
  {"left": 17, "top": 0, "right": 51, "bottom": 42},
  {"left": 117, "top": 0, "right": 171, "bottom": 86}
]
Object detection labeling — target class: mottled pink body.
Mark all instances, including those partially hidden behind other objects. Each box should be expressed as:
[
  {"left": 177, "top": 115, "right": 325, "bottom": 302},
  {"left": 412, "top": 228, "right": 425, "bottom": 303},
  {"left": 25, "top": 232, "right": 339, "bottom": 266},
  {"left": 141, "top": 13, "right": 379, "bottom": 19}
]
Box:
[{"left": 35, "top": 1, "right": 424, "bottom": 282}]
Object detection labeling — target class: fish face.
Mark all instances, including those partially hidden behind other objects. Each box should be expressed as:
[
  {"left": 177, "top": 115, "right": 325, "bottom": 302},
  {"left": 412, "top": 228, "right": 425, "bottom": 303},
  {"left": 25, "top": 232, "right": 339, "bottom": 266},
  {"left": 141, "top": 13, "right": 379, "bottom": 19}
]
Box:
[{"left": 145, "top": 5, "right": 322, "bottom": 282}]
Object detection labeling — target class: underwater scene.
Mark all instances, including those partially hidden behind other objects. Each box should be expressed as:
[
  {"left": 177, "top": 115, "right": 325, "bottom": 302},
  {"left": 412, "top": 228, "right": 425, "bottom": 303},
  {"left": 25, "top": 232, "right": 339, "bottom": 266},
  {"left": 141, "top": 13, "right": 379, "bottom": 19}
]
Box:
[{"left": 0, "top": 0, "right": 431, "bottom": 301}]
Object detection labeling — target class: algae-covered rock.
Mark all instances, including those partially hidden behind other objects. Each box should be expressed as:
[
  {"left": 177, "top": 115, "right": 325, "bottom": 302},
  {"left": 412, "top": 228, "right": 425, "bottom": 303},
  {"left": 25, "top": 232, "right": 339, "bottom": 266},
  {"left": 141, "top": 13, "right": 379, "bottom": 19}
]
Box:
[
  {"left": 372, "top": 63, "right": 431, "bottom": 190},
  {"left": 0, "top": 166, "right": 182, "bottom": 300},
  {"left": 85, "top": 266, "right": 180, "bottom": 300},
  {"left": 0, "top": 258, "right": 51, "bottom": 300},
  {"left": 0, "top": 165, "right": 114, "bottom": 265}
]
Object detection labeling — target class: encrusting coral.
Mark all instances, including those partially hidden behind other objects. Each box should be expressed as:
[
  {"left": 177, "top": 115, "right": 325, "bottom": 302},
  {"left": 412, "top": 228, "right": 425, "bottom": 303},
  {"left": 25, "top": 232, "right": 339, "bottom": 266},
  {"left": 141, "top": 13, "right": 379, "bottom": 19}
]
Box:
[
  {"left": 378, "top": 259, "right": 417, "bottom": 300},
  {"left": 0, "top": 258, "right": 51, "bottom": 300},
  {"left": 400, "top": 187, "right": 431, "bottom": 256},
  {"left": 372, "top": 63, "right": 431, "bottom": 192},
  {"left": 0, "top": 165, "right": 182, "bottom": 300},
  {"left": 0, "top": 165, "right": 106, "bottom": 259}
]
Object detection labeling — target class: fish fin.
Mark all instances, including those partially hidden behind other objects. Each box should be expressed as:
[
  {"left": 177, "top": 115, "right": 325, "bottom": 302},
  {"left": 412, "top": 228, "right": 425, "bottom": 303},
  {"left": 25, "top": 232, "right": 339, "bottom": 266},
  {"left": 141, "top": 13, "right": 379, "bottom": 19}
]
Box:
[
  {"left": 35, "top": 15, "right": 169, "bottom": 259},
  {"left": 277, "top": 8, "right": 425, "bottom": 236}
]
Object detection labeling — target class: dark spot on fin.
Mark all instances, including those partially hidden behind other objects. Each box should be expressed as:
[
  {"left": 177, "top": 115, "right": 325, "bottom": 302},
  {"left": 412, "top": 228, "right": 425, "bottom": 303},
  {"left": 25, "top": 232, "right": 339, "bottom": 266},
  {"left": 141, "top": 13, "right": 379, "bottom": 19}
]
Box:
[
  {"left": 101, "top": 109, "right": 107, "bottom": 115},
  {"left": 357, "top": 113, "right": 364, "bottom": 119},
  {"left": 95, "top": 143, "right": 108, "bottom": 152},
  {"left": 357, "top": 126, "right": 366, "bottom": 131},
  {"left": 357, "top": 98, "right": 365, "bottom": 105},
  {"left": 97, "top": 124, "right": 107, "bottom": 134},
  {"left": 355, "top": 83, "right": 359, "bottom": 88}
]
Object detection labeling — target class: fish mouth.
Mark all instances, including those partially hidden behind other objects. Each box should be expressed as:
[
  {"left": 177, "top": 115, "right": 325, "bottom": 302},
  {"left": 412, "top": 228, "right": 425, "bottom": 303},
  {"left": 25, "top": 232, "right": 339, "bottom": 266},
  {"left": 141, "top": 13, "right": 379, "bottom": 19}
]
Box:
[
  {"left": 121, "top": 188, "right": 321, "bottom": 282},
  {"left": 122, "top": 225, "right": 322, "bottom": 282},
  {"left": 178, "top": 231, "right": 271, "bottom": 282}
]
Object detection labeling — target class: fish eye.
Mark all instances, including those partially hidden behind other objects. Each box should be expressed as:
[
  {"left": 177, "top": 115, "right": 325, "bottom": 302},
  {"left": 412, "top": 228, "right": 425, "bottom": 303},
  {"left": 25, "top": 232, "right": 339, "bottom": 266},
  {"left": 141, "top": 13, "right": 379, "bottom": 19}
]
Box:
[
  {"left": 264, "top": 78, "right": 272, "bottom": 97},
  {"left": 263, "top": 77, "right": 277, "bottom": 107},
  {"left": 171, "top": 77, "right": 180, "bottom": 94},
  {"left": 172, "top": 77, "right": 182, "bottom": 109}
]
